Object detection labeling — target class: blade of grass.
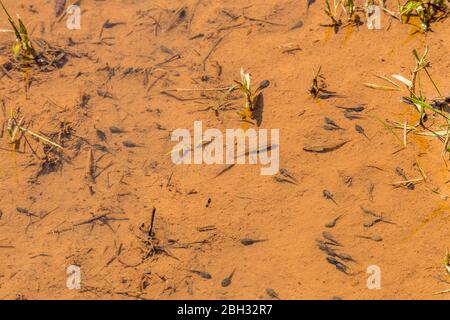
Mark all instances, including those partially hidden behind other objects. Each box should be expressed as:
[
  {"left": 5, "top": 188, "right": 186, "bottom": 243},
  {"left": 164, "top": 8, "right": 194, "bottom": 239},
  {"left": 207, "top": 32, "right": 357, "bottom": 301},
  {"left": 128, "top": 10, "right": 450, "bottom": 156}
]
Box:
[
  {"left": 376, "top": 75, "right": 402, "bottom": 88},
  {"left": 364, "top": 83, "right": 400, "bottom": 91},
  {"left": 372, "top": 116, "right": 404, "bottom": 145},
  {"left": 17, "top": 125, "right": 63, "bottom": 149}
]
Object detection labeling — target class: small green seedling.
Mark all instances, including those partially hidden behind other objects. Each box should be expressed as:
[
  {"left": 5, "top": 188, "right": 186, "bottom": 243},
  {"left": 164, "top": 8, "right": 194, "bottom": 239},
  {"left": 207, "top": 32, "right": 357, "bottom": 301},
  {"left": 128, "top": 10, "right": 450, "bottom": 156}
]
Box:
[
  {"left": 410, "top": 46, "right": 442, "bottom": 98},
  {"left": 7, "top": 109, "right": 63, "bottom": 151},
  {"left": 323, "top": 0, "right": 343, "bottom": 29},
  {"left": 310, "top": 66, "right": 323, "bottom": 98},
  {"left": 342, "top": 0, "right": 356, "bottom": 19},
  {"left": 368, "top": 47, "right": 450, "bottom": 159},
  {"left": 0, "top": 1, "right": 36, "bottom": 91},
  {"left": 365, "top": 46, "right": 443, "bottom": 126},
  {"left": 399, "top": 47, "right": 443, "bottom": 125},
  {"left": 309, "top": 66, "right": 335, "bottom": 99},
  {"left": 0, "top": 0, "right": 34, "bottom": 59},
  {"left": 445, "top": 249, "right": 450, "bottom": 275},
  {"left": 233, "top": 68, "right": 269, "bottom": 122},
  {"left": 399, "top": 0, "right": 448, "bottom": 31}
]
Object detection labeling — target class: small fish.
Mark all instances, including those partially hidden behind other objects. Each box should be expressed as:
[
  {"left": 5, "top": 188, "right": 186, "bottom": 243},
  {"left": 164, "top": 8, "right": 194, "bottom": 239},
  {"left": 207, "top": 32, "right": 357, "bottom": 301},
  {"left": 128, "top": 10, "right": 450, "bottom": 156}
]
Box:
[
  {"left": 395, "top": 167, "right": 415, "bottom": 190},
  {"left": 189, "top": 270, "right": 212, "bottom": 279},
  {"left": 322, "top": 190, "right": 337, "bottom": 205},
  {"left": 80, "top": 94, "right": 90, "bottom": 108},
  {"left": 155, "top": 123, "right": 166, "bottom": 131},
  {"left": 274, "top": 176, "right": 297, "bottom": 185},
  {"left": 356, "top": 235, "right": 383, "bottom": 242},
  {"left": 318, "top": 91, "right": 338, "bottom": 99},
  {"left": 122, "top": 141, "right": 142, "bottom": 148},
  {"left": 360, "top": 206, "right": 382, "bottom": 218},
  {"left": 266, "top": 288, "right": 280, "bottom": 300},
  {"left": 324, "top": 124, "right": 342, "bottom": 131},
  {"left": 109, "top": 126, "right": 126, "bottom": 134},
  {"left": 363, "top": 218, "right": 383, "bottom": 228},
  {"left": 336, "top": 105, "right": 365, "bottom": 112},
  {"left": 16, "top": 207, "right": 38, "bottom": 217},
  {"left": 240, "top": 239, "right": 267, "bottom": 246},
  {"left": 323, "top": 231, "right": 342, "bottom": 246},
  {"left": 395, "top": 166, "right": 410, "bottom": 180},
  {"left": 275, "top": 169, "right": 298, "bottom": 184},
  {"left": 102, "top": 20, "right": 126, "bottom": 29},
  {"left": 279, "top": 168, "right": 298, "bottom": 182},
  {"left": 303, "top": 141, "right": 350, "bottom": 153},
  {"left": 205, "top": 198, "right": 212, "bottom": 208},
  {"left": 317, "top": 240, "right": 337, "bottom": 256},
  {"left": 85, "top": 148, "right": 95, "bottom": 183},
  {"left": 290, "top": 20, "right": 304, "bottom": 30},
  {"left": 355, "top": 124, "right": 370, "bottom": 139},
  {"left": 256, "top": 80, "right": 270, "bottom": 92},
  {"left": 97, "top": 90, "right": 114, "bottom": 99},
  {"left": 196, "top": 225, "right": 216, "bottom": 232},
  {"left": 93, "top": 144, "right": 111, "bottom": 153},
  {"left": 326, "top": 256, "right": 348, "bottom": 274},
  {"left": 325, "top": 215, "right": 343, "bottom": 228},
  {"left": 343, "top": 112, "right": 362, "bottom": 120},
  {"left": 364, "top": 216, "right": 394, "bottom": 227},
  {"left": 160, "top": 45, "right": 174, "bottom": 55},
  {"left": 221, "top": 269, "right": 236, "bottom": 287},
  {"left": 96, "top": 128, "right": 107, "bottom": 142},
  {"left": 335, "top": 252, "right": 356, "bottom": 263},
  {"left": 324, "top": 117, "right": 343, "bottom": 130}
]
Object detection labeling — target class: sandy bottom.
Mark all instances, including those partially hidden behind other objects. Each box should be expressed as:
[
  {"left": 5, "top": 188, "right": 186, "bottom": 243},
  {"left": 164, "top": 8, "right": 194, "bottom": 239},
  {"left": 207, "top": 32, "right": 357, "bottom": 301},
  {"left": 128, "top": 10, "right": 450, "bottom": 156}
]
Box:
[{"left": 0, "top": 0, "right": 449, "bottom": 300}]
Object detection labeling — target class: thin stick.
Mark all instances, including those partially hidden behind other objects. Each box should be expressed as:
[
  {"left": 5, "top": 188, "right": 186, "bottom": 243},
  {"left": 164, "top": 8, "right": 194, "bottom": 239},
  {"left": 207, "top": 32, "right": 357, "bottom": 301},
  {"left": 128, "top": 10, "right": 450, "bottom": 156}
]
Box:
[
  {"left": 403, "top": 120, "right": 407, "bottom": 147},
  {"left": 51, "top": 213, "right": 112, "bottom": 234},
  {"left": 376, "top": 75, "right": 401, "bottom": 88},
  {"left": 86, "top": 148, "right": 95, "bottom": 183},
  {"left": 18, "top": 125, "right": 63, "bottom": 149},
  {"left": 379, "top": 6, "right": 400, "bottom": 21},
  {"left": 372, "top": 116, "right": 403, "bottom": 145},
  {"left": 148, "top": 207, "right": 156, "bottom": 238},
  {"left": 11, "top": 117, "right": 24, "bottom": 142},
  {"left": 23, "top": 135, "right": 40, "bottom": 159},
  {"left": 214, "top": 164, "right": 235, "bottom": 178},
  {"left": 243, "top": 15, "right": 285, "bottom": 26},
  {"left": 146, "top": 73, "right": 166, "bottom": 93},
  {"left": 415, "top": 157, "right": 427, "bottom": 182},
  {"left": 434, "top": 288, "right": 450, "bottom": 295},
  {"left": 364, "top": 83, "right": 400, "bottom": 91},
  {"left": 202, "top": 36, "right": 224, "bottom": 69},
  {"left": 423, "top": 67, "right": 442, "bottom": 97},
  {"left": 390, "top": 178, "right": 423, "bottom": 185},
  {"left": 162, "top": 86, "right": 233, "bottom": 92}
]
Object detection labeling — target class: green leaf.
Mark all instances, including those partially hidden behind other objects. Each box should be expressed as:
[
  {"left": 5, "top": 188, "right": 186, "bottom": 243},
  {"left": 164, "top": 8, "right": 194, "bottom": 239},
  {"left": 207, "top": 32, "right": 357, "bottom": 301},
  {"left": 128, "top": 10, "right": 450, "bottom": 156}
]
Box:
[{"left": 12, "top": 42, "right": 20, "bottom": 56}]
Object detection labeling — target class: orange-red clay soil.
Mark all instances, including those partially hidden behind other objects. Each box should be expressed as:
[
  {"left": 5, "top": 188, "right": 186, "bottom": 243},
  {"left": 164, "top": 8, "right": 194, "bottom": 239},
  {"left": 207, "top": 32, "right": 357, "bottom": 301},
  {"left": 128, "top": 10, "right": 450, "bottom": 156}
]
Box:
[{"left": 0, "top": 0, "right": 449, "bottom": 299}]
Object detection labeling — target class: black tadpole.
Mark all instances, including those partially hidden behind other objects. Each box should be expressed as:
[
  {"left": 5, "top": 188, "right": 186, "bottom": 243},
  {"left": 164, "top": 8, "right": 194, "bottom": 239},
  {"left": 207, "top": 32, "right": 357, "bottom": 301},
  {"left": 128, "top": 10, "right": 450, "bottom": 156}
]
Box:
[
  {"left": 257, "top": 80, "right": 270, "bottom": 91},
  {"left": 240, "top": 238, "right": 267, "bottom": 246}
]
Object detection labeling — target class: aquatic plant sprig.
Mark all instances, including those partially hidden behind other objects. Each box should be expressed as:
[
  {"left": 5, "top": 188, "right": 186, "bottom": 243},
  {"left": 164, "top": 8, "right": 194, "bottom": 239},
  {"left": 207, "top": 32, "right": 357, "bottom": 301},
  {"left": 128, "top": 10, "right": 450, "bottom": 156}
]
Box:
[
  {"left": 233, "top": 68, "right": 270, "bottom": 122},
  {"left": 0, "top": 0, "right": 34, "bottom": 59},
  {"left": 323, "top": 0, "right": 343, "bottom": 28},
  {"left": 399, "top": 0, "right": 448, "bottom": 31}
]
